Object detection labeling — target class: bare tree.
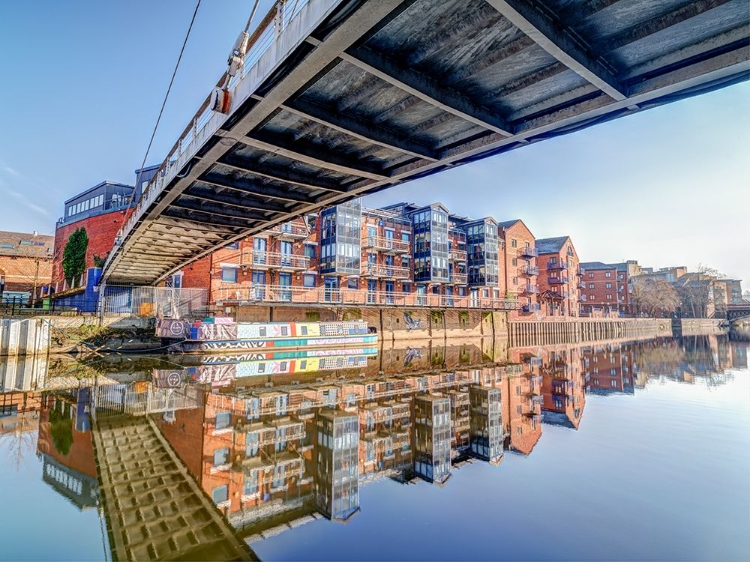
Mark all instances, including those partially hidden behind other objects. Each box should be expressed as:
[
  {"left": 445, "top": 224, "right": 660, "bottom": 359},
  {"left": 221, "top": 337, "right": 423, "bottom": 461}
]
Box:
[
  {"left": 631, "top": 277, "right": 680, "bottom": 317},
  {"left": 675, "top": 264, "right": 725, "bottom": 318}
]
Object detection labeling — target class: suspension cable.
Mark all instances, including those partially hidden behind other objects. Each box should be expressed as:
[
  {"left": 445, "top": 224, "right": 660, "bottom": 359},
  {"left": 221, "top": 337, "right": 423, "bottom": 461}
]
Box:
[{"left": 122, "top": 0, "right": 203, "bottom": 227}]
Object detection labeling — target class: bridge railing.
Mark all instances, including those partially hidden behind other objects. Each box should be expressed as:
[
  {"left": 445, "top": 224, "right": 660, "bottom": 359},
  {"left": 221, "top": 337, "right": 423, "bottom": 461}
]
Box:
[{"left": 111, "top": 0, "right": 316, "bottom": 270}]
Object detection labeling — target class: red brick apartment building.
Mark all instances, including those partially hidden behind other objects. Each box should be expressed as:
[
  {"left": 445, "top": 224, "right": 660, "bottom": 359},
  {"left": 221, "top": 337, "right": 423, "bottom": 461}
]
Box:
[
  {"left": 0, "top": 230, "right": 53, "bottom": 298},
  {"left": 497, "top": 219, "right": 539, "bottom": 318},
  {"left": 50, "top": 166, "right": 159, "bottom": 292},
  {"left": 536, "top": 236, "right": 581, "bottom": 317},
  {"left": 579, "top": 262, "right": 619, "bottom": 316}
]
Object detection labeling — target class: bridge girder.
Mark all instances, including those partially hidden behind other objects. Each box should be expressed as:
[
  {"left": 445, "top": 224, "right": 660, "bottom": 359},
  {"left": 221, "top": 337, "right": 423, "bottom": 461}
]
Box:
[{"left": 103, "top": 0, "right": 750, "bottom": 284}]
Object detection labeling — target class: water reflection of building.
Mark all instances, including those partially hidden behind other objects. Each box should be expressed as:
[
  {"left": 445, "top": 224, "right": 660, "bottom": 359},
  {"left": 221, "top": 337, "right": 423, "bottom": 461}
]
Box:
[
  {"left": 469, "top": 386, "right": 503, "bottom": 464},
  {"left": 413, "top": 395, "right": 452, "bottom": 485},
  {"left": 36, "top": 391, "right": 99, "bottom": 510},
  {"left": 541, "top": 347, "right": 586, "bottom": 429},
  {"left": 582, "top": 344, "right": 636, "bottom": 396},
  {"left": 314, "top": 409, "right": 360, "bottom": 521},
  {"left": 634, "top": 336, "right": 741, "bottom": 387}
]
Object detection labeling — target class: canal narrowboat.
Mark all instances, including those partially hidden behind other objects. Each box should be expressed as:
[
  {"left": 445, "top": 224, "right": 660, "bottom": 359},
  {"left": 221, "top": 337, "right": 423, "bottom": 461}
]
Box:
[
  {"left": 153, "top": 345, "right": 378, "bottom": 387},
  {"left": 155, "top": 318, "right": 377, "bottom": 354}
]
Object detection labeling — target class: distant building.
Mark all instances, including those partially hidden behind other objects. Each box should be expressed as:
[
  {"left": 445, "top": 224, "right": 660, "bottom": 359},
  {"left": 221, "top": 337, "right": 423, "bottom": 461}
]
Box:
[
  {"left": 536, "top": 236, "right": 581, "bottom": 317},
  {"left": 50, "top": 166, "right": 158, "bottom": 292},
  {"left": 579, "top": 262, "right": 619, "bottom": 316},
  {"left": 497, "top": 219, "right": 539, "bottom": 317},
  {"left": 0, "top": 230, "right": 53, "bottom": 300}
]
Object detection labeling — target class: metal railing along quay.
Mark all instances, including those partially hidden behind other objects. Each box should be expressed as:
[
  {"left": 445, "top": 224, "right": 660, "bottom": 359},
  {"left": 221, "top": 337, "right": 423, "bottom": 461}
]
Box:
[{"left": 215, "top": 285, "right": 519, "bottom": 310}]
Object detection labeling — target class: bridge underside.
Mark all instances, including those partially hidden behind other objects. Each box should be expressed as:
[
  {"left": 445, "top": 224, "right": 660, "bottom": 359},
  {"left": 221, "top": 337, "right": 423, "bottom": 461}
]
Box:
[{"left": 105, "top": 0, "right": 750, "bottom": 284}]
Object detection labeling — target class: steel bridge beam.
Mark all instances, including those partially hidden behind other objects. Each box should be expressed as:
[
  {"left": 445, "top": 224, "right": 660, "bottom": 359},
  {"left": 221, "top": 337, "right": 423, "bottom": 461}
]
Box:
[
  {"left": 281, "top": 98, "right": 438, "bottom": 161},
  {"left": 484, "top": 0, "right": 628, "bottom": 101},
  {"left": 340, "top": 46, "right": 514, "bottom": 136}
]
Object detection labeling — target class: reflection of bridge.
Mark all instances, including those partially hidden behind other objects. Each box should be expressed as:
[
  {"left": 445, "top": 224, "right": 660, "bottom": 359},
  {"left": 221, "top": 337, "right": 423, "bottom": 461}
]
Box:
[
  {"left": 727, "top": 304, "right": 750, "bottom": 321},
  {"left": 92, "top": 414, "right": 256, "bottom": 560},
  {"left": 103, "top": 0, "right": 750, "bottom": 284}
]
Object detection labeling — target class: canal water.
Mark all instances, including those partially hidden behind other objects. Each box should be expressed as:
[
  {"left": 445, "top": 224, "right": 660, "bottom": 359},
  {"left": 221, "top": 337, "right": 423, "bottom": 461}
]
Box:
[{"left": 0, "top": 335, "right": 747, "bottom": 561}]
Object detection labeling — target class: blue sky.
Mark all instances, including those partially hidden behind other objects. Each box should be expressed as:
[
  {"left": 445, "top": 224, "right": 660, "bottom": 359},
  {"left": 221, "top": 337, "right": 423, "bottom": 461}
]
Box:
[{"left": 0, "top": 0, "right": 748, "bottom": 285}]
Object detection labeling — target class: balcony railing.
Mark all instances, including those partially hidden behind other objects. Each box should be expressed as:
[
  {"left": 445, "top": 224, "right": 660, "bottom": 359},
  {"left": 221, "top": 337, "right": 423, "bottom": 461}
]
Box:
[
  {"left": 521, "top": 266, "right": 539, "bottom": 276},
  {"left": 214, "top": 284, "right": 520, "bottom": 310},
  {"left": 520, "top": 246, "right": 537, "bottom": 257},
  {"left": 547, "top": 276, "right": 569, "bottom": 284},
  {"left": 362, "top": 264, "right": 411, "bottom": 279},
  {"left": 266, "top": 223, "right": 309, "bottom": 239},
  {"left": 521, "top": 284, "right": 540, "bottom": 294},
  {"left": 363, "top": 236, "right": 410, "bottom": 253},
  {"left": 240, "top": 251, "right": 310, "bottom": 270},
  {"left": 548, "top": 261, "right": 568, "bottom": 270},
  {"left": 449, "top": 272, "right": 468, "bottom": 285},
  {"left": 449, "top": 249, "right": 468, "bottom": 262},
  {"left": 522, "top": 303, "right": 541, "bottom": 313}
]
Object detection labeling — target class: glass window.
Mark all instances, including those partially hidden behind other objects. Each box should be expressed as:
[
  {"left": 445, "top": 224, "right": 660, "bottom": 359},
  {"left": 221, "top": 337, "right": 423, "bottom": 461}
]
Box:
[
  {"left": 304, "top": 244, "right": 316, "bottom": 258},
  {"left": 221, "top": 267, "right": 238, "bottom": 283},
  {"left": 213, "top": 448, "right": 230, "bottom": 466},
  {"left": 215, "top": 412, "right": 231, "bottom": 429},
  {"left": 212, "top": 485, "right": 228, "bottom": 504},
  {"left": 303, "top": 273, "right": 316, "bottom": 288}
]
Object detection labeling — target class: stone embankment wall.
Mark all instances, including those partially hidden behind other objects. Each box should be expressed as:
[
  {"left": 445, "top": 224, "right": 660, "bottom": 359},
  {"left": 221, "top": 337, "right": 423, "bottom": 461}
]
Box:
[
  {"left": 508, "top": 318, "right": 673, "bottom": 348},
  {"left": 237, "top": 305, "right": 508, "bottom": 343},
  {"left": 674, "top": 318, "right": 725, "bottom": 336}
]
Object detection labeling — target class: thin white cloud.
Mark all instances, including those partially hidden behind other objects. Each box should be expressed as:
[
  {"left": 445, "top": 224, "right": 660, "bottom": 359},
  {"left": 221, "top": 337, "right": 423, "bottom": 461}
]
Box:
[
  {"left": 0, "top": 161, "right": 22, "bottom": 177},
  {"left": 7, "top": 189, "right": 51, "bottom": 217}
]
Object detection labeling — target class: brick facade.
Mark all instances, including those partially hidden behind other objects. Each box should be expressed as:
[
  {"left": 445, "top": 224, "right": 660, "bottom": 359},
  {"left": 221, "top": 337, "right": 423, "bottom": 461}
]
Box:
[
  {"left": 498, "top": 220, "right": 539, "bottom": 318},
  {"left": 537, "top": 236, "right": 581, "bottom": 317},
  {"left": 51, "top": 211, "right": 126, "bottom": 289},
  {"left": 0, "top": 230, "right": 53, "bottom": 295}
]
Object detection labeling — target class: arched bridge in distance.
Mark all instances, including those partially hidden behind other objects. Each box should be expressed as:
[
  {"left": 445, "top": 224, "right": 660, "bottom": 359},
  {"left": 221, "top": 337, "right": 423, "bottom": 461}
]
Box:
[
  {"left": 102, "top": 0, "right": 750, "bottom": 285},
  {"left": 727, "top": 304, "right": 750, "bottom": 322}
]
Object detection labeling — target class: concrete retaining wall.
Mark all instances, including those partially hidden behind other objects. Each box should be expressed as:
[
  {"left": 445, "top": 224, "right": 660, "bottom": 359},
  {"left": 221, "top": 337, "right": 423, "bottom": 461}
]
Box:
[
  {"left": 508, "top": 318, "right": 672, "bottom": 348},
  {"left": 675, "top": 318, "right": 725, "bottom": 336},
  {"left": 0, "top": 318, "right": 51, "bottom": 357}
]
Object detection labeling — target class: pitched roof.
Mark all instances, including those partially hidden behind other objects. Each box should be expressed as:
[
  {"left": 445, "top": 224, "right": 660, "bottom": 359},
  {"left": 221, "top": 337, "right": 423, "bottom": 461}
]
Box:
[
  {"left": 0, "top": 230, "right": 54, "bottom": 259},
  {"left": 496, "top": 219, "right": 521, "bottom": 230},
  {"left": 579, "top": 261, "right": 616, "bottom": 271},
  {"left": 536, "top": 236, "right": 569, "bottom": 254}
]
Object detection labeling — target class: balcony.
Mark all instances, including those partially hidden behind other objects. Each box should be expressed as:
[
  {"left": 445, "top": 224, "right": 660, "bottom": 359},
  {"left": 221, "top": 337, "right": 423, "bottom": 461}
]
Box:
[
  {"left": 241, "top": 251, "right": 310, "bottom": 271},
  {"left": 266, "top": 223, "right": 308, "bottom": 239},
  {"left": 521, "top": 265, "right": 539, "bottom": 276},
  {"left": 578, "top": 280, "right": 586, "bottom": 289},
  {"left": 363, "top": 236, "right": 410, "bottom": 254},
  {"left": 449, "top": 272, "right": 468, "bottom": 285},
  {"left": 522, "top": 303, "right": 541, "bottom": 313},
  {"left": 548, "top": 261, "right": 568, "bottom": 270},
  {"left": 521, "top": 284, "right": 540, "bottom": 295},
  {"left": 520, "top": 246, "right": 537, "bottom": 258},
  {"left": 362, "top": 263, "right": 410, "bottom": 279},
  {"left": 547, "top": 275, "right": 569, "bottom": 285},
  {"left": 577, "top": 267, "right": 584, "bottom": 277},
  {"left": 449, "top": 249, "right": 468, "bottom": 262}
]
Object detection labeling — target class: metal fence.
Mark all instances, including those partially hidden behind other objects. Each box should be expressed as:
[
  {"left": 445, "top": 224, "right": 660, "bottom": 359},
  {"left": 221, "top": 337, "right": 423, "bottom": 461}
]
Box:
[{"left": 99, "top": 285, "right": 208, "bottom": 317}]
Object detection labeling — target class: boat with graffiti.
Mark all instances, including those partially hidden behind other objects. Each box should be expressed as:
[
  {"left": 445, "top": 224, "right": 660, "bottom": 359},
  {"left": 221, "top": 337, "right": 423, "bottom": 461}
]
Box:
[
  {"left": 156, "top": 318, "right": 377, "bottom": 354},
  {"left": 153, "top": 345, "right": 378, "bottom": 387}
]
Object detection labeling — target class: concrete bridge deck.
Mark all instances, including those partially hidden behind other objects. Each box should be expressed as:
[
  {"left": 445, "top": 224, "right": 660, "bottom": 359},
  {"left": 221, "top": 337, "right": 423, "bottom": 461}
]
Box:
[{"left": 103, "top": 0, "right": 750, "bottom": 285}]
